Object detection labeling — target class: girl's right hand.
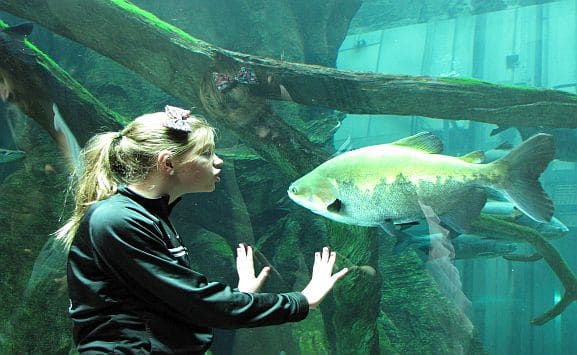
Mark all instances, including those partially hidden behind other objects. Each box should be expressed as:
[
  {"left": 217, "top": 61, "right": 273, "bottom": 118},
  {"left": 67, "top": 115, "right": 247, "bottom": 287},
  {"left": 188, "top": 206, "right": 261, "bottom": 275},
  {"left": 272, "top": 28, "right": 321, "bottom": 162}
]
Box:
[{"left": 300, "top": 247, "right": 348, "bottom": 309}]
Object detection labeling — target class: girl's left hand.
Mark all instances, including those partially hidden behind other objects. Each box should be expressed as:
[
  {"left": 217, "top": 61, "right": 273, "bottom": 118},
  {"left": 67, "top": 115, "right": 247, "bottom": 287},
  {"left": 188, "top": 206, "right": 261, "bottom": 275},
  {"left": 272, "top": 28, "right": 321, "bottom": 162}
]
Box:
[{"left": 236, "top": 243, "right": 270, "bottom": 293}]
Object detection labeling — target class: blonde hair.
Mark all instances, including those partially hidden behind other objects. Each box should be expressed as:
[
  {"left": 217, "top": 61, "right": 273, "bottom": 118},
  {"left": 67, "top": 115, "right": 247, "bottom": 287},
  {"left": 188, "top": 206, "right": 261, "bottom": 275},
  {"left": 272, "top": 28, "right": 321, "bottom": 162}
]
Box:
[{"left": 56, "top": 111, "right": 215, "bottom": 248}]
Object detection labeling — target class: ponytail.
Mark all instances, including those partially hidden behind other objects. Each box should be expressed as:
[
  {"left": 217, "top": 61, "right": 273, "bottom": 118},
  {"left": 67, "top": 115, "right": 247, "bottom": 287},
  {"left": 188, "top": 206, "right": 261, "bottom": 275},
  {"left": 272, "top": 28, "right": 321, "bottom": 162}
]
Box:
[{"left": 55, "top": 132, "right": 122, "bottom": 247}]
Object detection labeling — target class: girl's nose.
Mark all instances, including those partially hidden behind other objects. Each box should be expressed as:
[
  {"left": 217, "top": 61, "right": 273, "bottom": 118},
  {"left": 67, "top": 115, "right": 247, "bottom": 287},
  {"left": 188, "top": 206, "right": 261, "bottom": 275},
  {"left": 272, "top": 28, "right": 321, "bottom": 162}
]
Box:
[{"left": 214, "top": 154, "right": 223, "bottom": 168}]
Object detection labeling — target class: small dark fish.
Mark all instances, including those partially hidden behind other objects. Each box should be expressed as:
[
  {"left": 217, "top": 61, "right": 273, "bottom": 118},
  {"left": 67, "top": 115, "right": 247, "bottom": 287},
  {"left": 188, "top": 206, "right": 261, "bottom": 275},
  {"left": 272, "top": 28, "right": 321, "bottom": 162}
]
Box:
[
  {"left": 452, "top": 234, "right": 517, "bottom": 260},
  {"left": 2, "top": 22, "right": 33, "bottom": 39},
  {"left": 408, "top": 232, "right": 517, "bottom": 260},
  {"left": 0, "top": 22, "right": 36, "bottom": 64},
  {"left": 0, "top": 148, "right": 25, "bottom": 163},
  {"left": 503, "top": 253, "right": 542, "bottom": 262}
]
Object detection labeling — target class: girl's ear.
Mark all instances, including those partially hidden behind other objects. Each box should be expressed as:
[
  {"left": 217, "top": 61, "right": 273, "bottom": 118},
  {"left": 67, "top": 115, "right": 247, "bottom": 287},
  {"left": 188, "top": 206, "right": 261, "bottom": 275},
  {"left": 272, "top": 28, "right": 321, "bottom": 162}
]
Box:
[{"left": 157, "top": 150, "right": 174, "bottom": 175}]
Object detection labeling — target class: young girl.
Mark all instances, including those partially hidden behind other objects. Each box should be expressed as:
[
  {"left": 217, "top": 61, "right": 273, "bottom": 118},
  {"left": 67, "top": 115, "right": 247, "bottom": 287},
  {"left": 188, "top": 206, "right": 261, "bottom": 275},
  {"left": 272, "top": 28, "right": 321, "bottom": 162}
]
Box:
[{"left": 57, "top": 105, "right": 348, "bottom": 354}]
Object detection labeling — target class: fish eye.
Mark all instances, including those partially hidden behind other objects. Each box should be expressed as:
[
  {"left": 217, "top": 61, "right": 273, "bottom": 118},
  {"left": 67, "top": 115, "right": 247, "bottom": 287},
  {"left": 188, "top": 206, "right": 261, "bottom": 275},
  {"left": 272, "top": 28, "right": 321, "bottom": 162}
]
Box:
[{"left": 290, "top": 186, "right": 298, "bottom": 194}]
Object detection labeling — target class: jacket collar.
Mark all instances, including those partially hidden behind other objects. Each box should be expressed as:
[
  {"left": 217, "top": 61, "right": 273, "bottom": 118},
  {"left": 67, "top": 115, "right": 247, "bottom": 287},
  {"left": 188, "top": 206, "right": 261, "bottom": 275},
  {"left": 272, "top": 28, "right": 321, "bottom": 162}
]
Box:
[{"left": 117, "top": 185, "right": 182, "bottom": 218}]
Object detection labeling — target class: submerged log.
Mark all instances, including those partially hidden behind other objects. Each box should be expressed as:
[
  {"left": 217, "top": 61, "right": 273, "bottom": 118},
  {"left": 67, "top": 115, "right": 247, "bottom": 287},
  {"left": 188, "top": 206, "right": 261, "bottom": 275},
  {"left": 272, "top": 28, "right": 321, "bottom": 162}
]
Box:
[
  {"left": 0, "top": 0, "right": 331, "bottom": 177},
  {"left": 0, "top": 20, "right": 123, "bottom": 147},
  {"left": 1, "top": 0, "right": 577, "bottom": 177}
]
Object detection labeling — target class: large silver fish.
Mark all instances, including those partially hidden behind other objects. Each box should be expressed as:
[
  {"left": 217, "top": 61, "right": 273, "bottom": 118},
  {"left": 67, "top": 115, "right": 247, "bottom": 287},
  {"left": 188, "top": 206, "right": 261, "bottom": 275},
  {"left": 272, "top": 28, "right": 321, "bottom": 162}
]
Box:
[{"left": 288, "top": 132, "right": 554, "bottom": 237}]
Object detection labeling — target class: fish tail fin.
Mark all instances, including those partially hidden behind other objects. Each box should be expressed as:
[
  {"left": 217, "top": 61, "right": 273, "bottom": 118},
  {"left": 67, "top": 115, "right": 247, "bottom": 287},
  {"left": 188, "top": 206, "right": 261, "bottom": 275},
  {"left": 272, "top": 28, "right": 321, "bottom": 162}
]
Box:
[{"left": 492, "top": 133, "right": 554, "bottom": 222}]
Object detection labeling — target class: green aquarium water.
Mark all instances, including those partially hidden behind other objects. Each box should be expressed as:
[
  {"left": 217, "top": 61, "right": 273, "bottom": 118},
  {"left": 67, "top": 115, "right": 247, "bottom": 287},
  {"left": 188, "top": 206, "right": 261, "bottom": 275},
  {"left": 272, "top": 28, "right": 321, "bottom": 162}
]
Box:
[{"left": 0, "top": 0, "right": 576, "bottom": 354}]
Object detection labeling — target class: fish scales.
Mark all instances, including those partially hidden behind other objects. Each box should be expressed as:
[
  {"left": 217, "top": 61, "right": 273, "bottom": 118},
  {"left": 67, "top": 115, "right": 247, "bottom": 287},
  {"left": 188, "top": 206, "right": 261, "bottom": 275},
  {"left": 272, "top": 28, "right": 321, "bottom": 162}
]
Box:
[{"left": 313, "top": 144, "right": 499, "bottom": 223}]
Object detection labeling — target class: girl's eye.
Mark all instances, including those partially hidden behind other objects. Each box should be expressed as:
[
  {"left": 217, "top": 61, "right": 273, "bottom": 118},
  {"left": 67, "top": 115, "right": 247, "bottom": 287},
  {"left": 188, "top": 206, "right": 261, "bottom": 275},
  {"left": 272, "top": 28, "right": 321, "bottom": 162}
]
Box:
[{"left": 201, "top": 150, "right": 213, "bottom": 158}]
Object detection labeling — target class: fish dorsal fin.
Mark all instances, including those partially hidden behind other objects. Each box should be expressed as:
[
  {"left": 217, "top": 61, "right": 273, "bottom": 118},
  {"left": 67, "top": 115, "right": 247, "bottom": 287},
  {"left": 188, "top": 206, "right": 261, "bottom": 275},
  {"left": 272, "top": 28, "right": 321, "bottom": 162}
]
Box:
[
  {"left": 2, "top": 23, "right": 33, "bottom": 41},
  {"left": 459, "top": 150, "right": 485, "bottom": 163},
  {"left": 390, "top": 131, "right": 443, "bottom": 154}
]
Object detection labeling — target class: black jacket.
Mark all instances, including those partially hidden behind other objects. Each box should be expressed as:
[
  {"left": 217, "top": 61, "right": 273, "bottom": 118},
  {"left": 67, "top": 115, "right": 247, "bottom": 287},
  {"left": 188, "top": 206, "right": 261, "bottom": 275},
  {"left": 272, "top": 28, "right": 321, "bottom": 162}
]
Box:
[{"left": 67, "top": 186, "right": 309, "bottom": 354}]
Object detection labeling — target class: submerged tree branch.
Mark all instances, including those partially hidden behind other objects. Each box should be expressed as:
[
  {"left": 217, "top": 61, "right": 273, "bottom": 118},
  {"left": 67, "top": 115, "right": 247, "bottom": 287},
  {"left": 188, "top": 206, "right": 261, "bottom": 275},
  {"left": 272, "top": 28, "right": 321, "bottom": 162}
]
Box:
[
  {"left": 472, "top": 215, "right": 577, "bottom": 325},
  {"left": 0, "top": 19, "right": 123, "bottom": 146},
  {"left": 0, "top": 1, "right": 576, "bottom": 176}
]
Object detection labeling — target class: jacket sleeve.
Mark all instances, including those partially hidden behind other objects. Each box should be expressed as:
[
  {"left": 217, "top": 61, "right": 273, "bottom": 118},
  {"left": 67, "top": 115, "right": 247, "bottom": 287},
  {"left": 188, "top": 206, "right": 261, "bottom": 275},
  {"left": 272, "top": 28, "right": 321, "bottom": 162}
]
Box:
[{"left": 88, "top": 206, "right": 309, "bottom": 329}]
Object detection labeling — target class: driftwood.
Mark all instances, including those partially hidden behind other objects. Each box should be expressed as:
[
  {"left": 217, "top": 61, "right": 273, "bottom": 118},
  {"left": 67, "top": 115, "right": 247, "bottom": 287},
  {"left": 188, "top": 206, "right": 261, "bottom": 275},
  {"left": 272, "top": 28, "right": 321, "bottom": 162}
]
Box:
[
  {"left": 2, "top": 0, "right": 577, "bottom": 178},
  {"left": 0, "top": 19, "right": 123, "bottom": 146},
  {"left": 2, "top": 0, "right": 576, "bottom": 128}
]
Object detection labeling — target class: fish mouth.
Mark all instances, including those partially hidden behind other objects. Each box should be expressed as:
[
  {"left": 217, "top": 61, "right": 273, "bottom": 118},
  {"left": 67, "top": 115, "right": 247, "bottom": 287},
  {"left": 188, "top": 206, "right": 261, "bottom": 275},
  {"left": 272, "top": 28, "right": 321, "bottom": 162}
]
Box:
[
  {"left": 287, "top": 193, "right": 324, "bottom": 215},
  {"left": 286, "top": 187, "right": 302, "bottom": 205},
  {"left": 287, "top": 184, "right": 340, "bottom": 215}
]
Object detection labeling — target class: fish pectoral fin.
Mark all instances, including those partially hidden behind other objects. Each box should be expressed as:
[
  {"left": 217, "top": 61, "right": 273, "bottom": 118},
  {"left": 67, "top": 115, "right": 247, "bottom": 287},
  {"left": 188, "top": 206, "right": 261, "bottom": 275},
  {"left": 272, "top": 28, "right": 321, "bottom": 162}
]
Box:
[
  {"left": 379, "top": 220, "right": 398, "bottom": 237},
  {"left": 379, "top": 220, "right": 417, "bottom": 255},
  {"left": 439, "top": 188, "right": 487, "bottom": 234},
  {"left": 389, "top": 131, "right": 443, "bottom": 154},
  {"left": 326, "top": 199, "right": 342, "bottom": 213},
  {"left": 398, "top": 221, "right": 420, "bottom": 230}
]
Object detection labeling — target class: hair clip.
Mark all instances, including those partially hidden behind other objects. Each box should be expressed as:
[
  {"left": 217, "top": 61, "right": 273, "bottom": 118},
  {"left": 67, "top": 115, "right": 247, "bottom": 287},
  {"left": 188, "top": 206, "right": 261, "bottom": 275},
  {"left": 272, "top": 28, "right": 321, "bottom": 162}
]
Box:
[
  {"left": 235, "top": 67, "right": 258, "bottom": 85},
  {"left": 211, "top": 67, "right": 259, "bottom": 93},
  {"left": 211, "top": 72, "right": 235, "bottom": 92},
  {"left": 163, "top": 105, "right": 192, "bottom": 132}
]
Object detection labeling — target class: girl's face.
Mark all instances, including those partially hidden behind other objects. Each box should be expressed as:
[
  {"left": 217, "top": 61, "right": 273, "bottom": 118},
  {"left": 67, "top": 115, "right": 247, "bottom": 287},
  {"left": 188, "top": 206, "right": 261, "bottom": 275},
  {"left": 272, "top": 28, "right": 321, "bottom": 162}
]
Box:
[{"left": 173, "top": 145, "right": 223, "bottom": 194}]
